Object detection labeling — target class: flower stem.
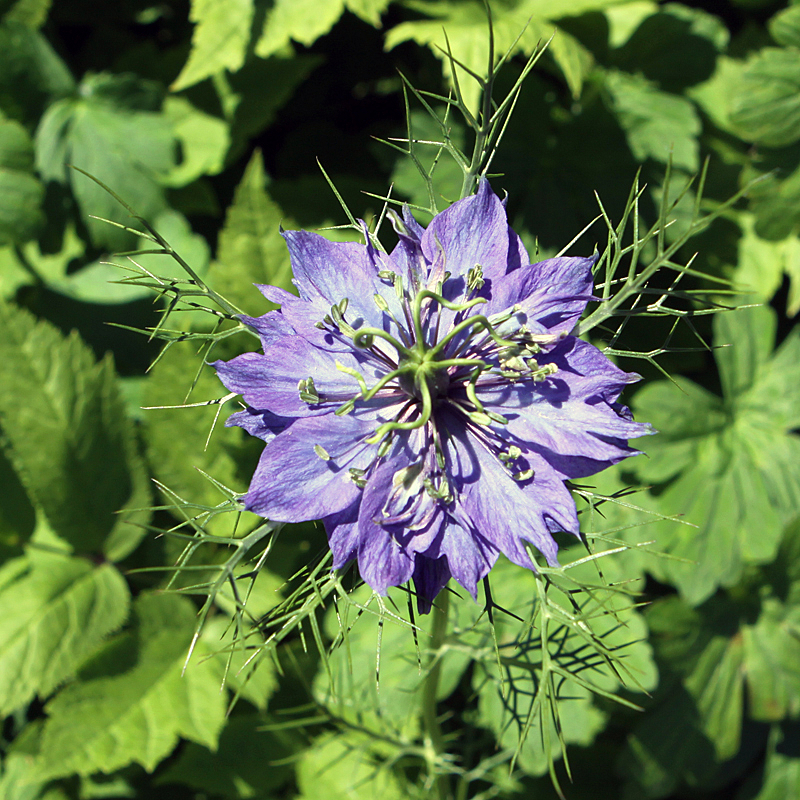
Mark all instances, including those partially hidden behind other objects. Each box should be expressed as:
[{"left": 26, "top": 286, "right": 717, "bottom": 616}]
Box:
[{"left": 422, "top": 590, "right": 450, "bottom": 800}]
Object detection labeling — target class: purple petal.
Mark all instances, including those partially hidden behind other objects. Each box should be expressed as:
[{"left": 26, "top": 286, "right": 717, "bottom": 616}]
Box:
[
  {"left": 436, "top": 516, "right": 498, "bottom": 599},
  {"left": 214, "top": 336, "right": 386, "bottom": 418},
  {"left": 441, "top": 409, "right": 569, "bottom": 568},
  {"left": 421, "top": 178, "right": 512, "bottom": 285},
  {"left": 356, "top": 523, "right": 415, "bottom": 596},
  {"left": 225, "top": 407, "right": 289, "bottom": 442},
  {"left": 412, "top": 555, "right": 451, "bottom": 613},
  {"left": 323, "top": 502, "right": 361, "bottom": 568},
  {"left": 483, "top": 256, "right": 595, "bottom": 335},
  {"left": 242, "top": 414, "right": 375, "bottom": 521}
]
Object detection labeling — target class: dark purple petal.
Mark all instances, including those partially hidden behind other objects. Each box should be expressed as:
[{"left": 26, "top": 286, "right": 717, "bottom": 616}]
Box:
[
  {"left": 412, "top": 555, "right": 452, "bottom": 613},
  {"left": 436, "top": 516, "right": 498, "bottom": 599},
  {"left": 323, "top": 502, "right": 360, "bottom": 568},
  {"left": 242, "top": 414, "right": 375, "bottom": 521},
  {"left": 356, "top": 523, "right": 415, "bottom": 595},
  {"left": 225, "top": 407, "right": 289, "bottom": 442}
]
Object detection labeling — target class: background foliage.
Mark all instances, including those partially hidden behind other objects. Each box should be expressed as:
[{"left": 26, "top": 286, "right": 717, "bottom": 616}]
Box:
[{"left": 1, "top": 0, "right": 799, "bottom": 798}]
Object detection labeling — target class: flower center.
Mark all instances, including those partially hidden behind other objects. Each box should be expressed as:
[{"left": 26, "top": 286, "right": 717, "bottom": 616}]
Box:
[
  {"left": 305, "top": 277, "right": 561, "bottom": 449},
  {"left": 397, "top": 349, "right": 451, "bottom": 401}
]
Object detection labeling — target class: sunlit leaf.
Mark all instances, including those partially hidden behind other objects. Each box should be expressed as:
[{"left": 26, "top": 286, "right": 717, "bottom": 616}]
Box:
[
  {"left": 730, "top": 214, "right": 800, "bottom": 316},
  {"left": 0, "top": 553, "right": 130, "bottom": 716},
  {"left": 142, "top": 342, "right": 259, "bottom": 533},
  {"left": 35, "top": 72, "right": 175, "bottom": 249},
  {"left": 314, "top": 583, "right": 471, "bottom": 734},
  {"left": 0, "top": 115, "right": 44, "bottom": 244},
  {"left": 770, "top": 5, "right": 800, "bottom": 49},
  {"left": 2, "top": 0, "right": 51, "bottom": 29},
  {"left": 27, "top": 592, "right": 227, "bottom": 780},
  {"left": 171, "top": 0, "right": 254, "bottom": 92},
  {"left": 161, "top": 96, "right": 230, "bottom": 187},
  {"left": 631, "top": 305, "right": 800, "bottom": 604},
  {"left": 208, "top": 149, "right": 295, "bottom": 310},
  {"left": 604, "top": 69, "right": 700, "bottom": 171},
  {"left": 296, "top": 731, "right": 408, "bottom": 800},
  {"left": 0, "top": 301, "right": 150, "bottom": 560},
  {"left": 256, "top": 0, "right": 388, "bottom": 59},
  {"left": 473, "top": 554, "right": 655, "bottom": 776},
  {"left": 729, "top": 47, "right": 800, "bottom": 147}
]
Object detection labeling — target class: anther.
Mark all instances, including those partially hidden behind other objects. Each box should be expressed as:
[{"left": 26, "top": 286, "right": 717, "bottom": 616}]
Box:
[{"left": 298, "top": 377, "right": 320, "bottom": 404}]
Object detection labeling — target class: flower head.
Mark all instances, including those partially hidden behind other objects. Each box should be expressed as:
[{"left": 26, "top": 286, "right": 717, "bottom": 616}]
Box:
[{"left": 215, "top": 180, "right": 651, "bottom": 611}]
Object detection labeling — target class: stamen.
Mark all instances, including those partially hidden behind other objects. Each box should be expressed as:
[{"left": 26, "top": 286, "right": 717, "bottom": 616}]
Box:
[
  {"left": 298, "top": 377, "right": 320, "bottom": 404},
  {"left": 467, "top": 264, "right": 485, "bottom": 292}
]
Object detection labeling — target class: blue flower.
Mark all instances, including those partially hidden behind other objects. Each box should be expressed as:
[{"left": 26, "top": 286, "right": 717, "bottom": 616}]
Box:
[{"left": 214, "top": 180, "right": 652, "bottom": 611}]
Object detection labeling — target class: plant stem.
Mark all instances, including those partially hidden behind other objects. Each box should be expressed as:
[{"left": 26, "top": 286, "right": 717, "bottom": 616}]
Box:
[{"left": 422, "top": 590, "right": 450, "bottom": 800}]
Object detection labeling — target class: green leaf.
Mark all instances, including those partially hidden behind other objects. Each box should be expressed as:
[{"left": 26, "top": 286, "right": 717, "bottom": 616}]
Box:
[
  {"left": 157, "top": 714, "right": 296, "bottom": 798},
  {"left": 621, "top": 594, "right": 751, "bottom": 795},
  {"left": 746, "top": 723, "right": 800, "bottom": 800},
  {"left": 202, "top": 616, "right": 279, "bottom": 711},
  {"left": 35, "top": 72, "right": 176, "bottom": 250},
  {"left": 0, "top": 431, "right": 36, "bottom": 552},
  {"left": 0, "top": 21, "right": 74, "bottom": 122},
  {"left": 741, "top": 519, "right": 800, "bottom": 722},
  {"left": 0, "top": 749, "right": 50, "bottom": 800},
  {"left": 256, "top": 0, "right": 388, "bottom": 59},
  {"left": 611, "top": 4, "right": 728, "bottom": 92},
  {"left": 604, "top": 69, "right": 701, "bottom": 171},
  {"left": 171, "top": 0, "right": 254, "bottom": 92},
  {"left": 385, "top": 0, "right": 546, "bottom": 113},
  {"left": 631, "top": 306, "right": 800, "bottom": 604},
  {"left": 57, "top": 209, "right": 210, "bottom": 305},
  {"left": 0, "top": 301, "right": 150, "bottom": 560},
  {"left": 389, "top": 110, "right": 466, "bottom": 219},
  {"left": 296, "top": 731, "right": 408, "bottom": 800},
  {"left": 385, "top": 0, "right": 618, "bottom": 110},
  {"left": 27, "top": 592, "right": 227, "bottom": 781},
  {"left": 743, "top": 597, "right": 800, "bottom": 721},
  {"left": 0, "top": 116, "right": 44, "bottom": 245},
  {"left": 208, "top": 149, "right": 295, "bottom": 309},
  {"left": 549, "top": 29, "right": 594, "bottom": 100},
  {"left": 741, "top": 147, "right": 800, "bottom": 241},
  {"left": 687, "top": 55, "right": 748, "bottom": 134},
  {"left": 161, "top": 96, "right": 230, "bottom": 187},
  {"left": 142, "top": 341, "right": 259, "bottom": 533},
  {"left": 731, "top": 215, "right": 800, "bottom": 316},
  {"left": 0, "top": 553, "right": 130, "bottom": 716},
  {"left": 2, "top": 0, "right": 52, "bottom": 29},
  {"left": 314, "top": 584, "right": 471, "bottom": 734},
  {"left": 472, "top": 554, "right": 655, "bottom": 776},
  {"left": 647, "top": 596, "right": 745, "bottom": 760},
  {"left": 605, "top": 1, "right": 659, "bottom": 49},
  {"left": 769, "top": 5, "right": 800, "bottom": 49},
  {"left": 729, "top": 48, "right": 800, "bottom": 147},
  {"left": 625, "top": 522, "right": 800, "bottom": 793},
  {"left": 620, "top": 684, "right": 720, "bottom": 798}
]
